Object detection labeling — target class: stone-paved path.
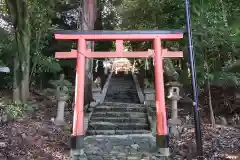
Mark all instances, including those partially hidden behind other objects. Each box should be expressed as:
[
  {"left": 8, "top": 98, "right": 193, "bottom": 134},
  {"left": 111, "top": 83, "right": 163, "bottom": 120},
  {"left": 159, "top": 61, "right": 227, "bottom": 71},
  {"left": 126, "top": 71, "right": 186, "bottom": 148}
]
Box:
[
  {"left": 81, "top": 134, "right": 161, "bottom": 160},
  {"left": 105, "top": 73, "right": 140, "bottom": 103}
]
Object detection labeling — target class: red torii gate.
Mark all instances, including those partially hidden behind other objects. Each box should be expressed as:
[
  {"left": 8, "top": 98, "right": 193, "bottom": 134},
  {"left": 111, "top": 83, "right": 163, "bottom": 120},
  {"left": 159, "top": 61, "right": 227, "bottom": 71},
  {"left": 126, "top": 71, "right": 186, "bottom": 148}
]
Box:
[{"left": 54, "top": 29, "right": 184, "bottom": 155}]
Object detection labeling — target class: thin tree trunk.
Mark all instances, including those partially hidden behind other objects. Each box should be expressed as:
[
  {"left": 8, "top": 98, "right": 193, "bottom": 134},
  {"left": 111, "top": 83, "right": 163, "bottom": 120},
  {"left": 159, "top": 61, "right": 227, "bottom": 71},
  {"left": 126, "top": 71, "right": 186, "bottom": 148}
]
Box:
[
  {"left": 207, "top": 79, "right": 216, "bottom": 128},
  {"left": 219, "top": 0, "right": 228, "bottom": 27}
]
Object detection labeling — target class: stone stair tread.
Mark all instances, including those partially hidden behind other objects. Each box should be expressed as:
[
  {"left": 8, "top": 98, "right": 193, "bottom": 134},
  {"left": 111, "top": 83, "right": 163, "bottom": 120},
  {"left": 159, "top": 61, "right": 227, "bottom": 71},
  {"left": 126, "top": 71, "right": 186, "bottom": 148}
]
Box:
[
  {"left": 88, "top": 123, "right": 149, "bottom": 130},
  {"left": 93, "top": 106, "right": 146, "bottom": 112},
  {"left": 89, "top": 122, "right": 148, "bottom": 126},
  {"left": 103, "top": 102, "right": 145, "bottom": 107},
  {"left": 91, "top": 112, "right": 147, "bottom": 118},
  {"left": 91, "top": 117, "right": 147, "bottom": 120},
  {"left": 86, "top": 129, "right": 151, "bottom": 135},
  {"left": 92, "top": 111, "right": 146, "bottom": 114},
  {"left": 90, "top": 117, "right": 147, "bottom": 123},
  {"left": 95, "top": 105, "right": 145, "bottom": 109}
]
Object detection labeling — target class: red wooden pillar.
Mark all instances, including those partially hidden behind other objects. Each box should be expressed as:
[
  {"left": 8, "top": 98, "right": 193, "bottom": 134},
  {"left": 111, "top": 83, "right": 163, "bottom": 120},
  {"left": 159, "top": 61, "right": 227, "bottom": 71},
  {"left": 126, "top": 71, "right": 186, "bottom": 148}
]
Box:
[
  {"left": 71, "top": 38, "right": 86, "bottom": 150},
  {"left": 154, "top": 38, "right": 169, "bottom": 156}
]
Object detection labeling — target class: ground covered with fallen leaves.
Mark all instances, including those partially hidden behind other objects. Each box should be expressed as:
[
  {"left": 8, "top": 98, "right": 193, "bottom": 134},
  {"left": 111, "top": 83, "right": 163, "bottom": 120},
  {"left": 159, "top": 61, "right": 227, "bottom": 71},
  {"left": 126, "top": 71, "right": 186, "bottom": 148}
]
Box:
[
  {"left": 171, "top": 125, "right": 240, "bottom": 160},
  {"left": 0, "top": 92, "right": 240, "bottom": 160},
  {"left": 0, "top": 93, "right": 71, "bottom": 160}
]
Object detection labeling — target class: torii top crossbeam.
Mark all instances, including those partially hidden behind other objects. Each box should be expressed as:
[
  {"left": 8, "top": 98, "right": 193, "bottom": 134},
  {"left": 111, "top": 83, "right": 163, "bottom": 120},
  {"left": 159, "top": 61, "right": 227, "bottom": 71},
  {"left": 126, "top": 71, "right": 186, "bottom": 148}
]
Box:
[
  {"left": 55, "top": 29, "right": 185, "bottom": 58},
  {"left": 55, "top": 29, "right": 184, "bottom": 40}
]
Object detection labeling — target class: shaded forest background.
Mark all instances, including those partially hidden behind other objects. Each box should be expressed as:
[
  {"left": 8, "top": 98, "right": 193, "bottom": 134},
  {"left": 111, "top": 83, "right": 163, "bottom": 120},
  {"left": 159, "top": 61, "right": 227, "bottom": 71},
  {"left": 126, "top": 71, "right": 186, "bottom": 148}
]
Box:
[{"left": 0, "top": 0, "right": 240, "bottom": 123}]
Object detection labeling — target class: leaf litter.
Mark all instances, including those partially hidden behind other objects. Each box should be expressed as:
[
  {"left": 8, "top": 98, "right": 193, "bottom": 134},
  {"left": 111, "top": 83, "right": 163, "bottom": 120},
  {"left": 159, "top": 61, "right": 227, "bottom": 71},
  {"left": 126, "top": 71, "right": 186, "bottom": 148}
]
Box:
[{"left": 0, "top": 93, "right": 240, "bottom": 159}]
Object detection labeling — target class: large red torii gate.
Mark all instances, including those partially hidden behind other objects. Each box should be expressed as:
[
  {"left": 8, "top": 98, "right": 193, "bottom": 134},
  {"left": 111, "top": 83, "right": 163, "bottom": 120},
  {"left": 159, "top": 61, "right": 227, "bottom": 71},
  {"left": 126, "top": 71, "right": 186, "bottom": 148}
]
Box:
[{"left": 54, "top": 29, "right": 184, "bottom": 155}]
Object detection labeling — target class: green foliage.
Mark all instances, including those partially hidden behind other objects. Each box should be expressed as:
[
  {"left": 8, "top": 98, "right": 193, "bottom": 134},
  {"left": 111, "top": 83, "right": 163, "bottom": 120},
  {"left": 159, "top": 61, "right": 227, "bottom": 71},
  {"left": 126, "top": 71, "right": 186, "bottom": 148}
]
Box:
[
  {"left": 117, "top": 0, "right": 240, "bottom": 88},
  {"left": 119, "top": 0, "right": 184, "bottom": 29},
  {"left": 31, "top": 53, "right": 61, "bottom": 74},
  {"left": 29, "top": 0, "right": 62, "bottom": 80},
  {"left": 1, "top": 0, "right": 71, "bottom": 89},
  {"left": 191, "top": 0, "right": 240, "bottom": 87},
  {"left": 0, "top": 31, "right": 15, "bottom": 88},
  {"left": 4, "top": 103, "right": 27, "bottom": 120},
  {"left": 3, "top": 102, "right": 36, "bottom": 120},
  {"left": 1, "top": 0, "right": 240, "bottom": 96},
  {"left": 0, "top": 32, "right": 15, "bottom": 65}
]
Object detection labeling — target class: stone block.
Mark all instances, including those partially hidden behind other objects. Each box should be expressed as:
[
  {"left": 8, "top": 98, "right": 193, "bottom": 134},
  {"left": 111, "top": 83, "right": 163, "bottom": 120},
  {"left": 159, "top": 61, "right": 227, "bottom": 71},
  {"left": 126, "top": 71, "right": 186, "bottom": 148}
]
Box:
[
  {"left": 144, "top": 88, "right": 155, "bottom": 102},
  {"left": 70, "top": 149, "right": 87, "bottom": 160},
  {"left": 144, "top": 88, "right": 155, "bottom": 94},
  {"left": 93, "top": 91, "right": 102, "bottom": 102},
  {"left": 235, "top": 93, "right": 240, "bottom": 99},
  {"left": 92, "top": 87, "right": 101, "bottom": 92},
  {"left": 145, "top": 93, "right": 155, "bottom": 101},
  {"left": 144, "top": 101, "right": 155, "bottom": 105},
  {"left": 168, "top": 118, "right": 182, "bottom": 137}
]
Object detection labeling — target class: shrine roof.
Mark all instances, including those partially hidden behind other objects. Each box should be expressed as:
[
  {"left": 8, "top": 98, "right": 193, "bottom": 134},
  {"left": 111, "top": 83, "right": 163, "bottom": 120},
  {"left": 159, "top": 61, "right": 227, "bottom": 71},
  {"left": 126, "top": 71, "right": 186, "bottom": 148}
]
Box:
[{"left": 54, "top": 29, "right": 185, "bottom": 35}]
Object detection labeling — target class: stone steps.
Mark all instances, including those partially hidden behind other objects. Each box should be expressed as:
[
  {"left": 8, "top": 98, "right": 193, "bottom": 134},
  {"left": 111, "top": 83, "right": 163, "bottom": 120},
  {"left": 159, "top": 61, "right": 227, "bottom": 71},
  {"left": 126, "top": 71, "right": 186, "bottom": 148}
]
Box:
[
  {"left": 87, "top": 73, "right": 150, "bottom": 135},
  {"left": 104, "top": 73, "right": 140, "bottom": 103},
  {"left": 87, "top": 102, "right": 151, "bottom": 135}
]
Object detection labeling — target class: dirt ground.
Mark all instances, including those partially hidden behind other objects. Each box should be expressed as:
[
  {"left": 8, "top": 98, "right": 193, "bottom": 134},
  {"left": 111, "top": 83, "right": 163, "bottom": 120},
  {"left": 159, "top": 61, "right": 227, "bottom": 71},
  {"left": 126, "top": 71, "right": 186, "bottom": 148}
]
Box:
[
  {"left": 170, "top": 124, "right": 240, "bottom": 160},
  {"left": 0, "top": 92, "right": 71, "bottom": 160},
  {"left": 0, "top": 91, "right": 240, "bottom": 160}
]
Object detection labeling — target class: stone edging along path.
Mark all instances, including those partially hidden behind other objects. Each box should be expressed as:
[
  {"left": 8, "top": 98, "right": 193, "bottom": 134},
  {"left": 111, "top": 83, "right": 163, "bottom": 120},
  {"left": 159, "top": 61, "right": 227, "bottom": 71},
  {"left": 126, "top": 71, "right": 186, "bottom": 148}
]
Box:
[
  {"left": 100, "top": 71, "right": 113, "bottom": 104},
  {"left": 131, "top": 73, "right": 156, "bottom": 134},
  {"left": 132, "top": 72, "right": 145, "bottom": 103},
  {"left": 84, "top": 72, "right": 113, "bottom": 133}
]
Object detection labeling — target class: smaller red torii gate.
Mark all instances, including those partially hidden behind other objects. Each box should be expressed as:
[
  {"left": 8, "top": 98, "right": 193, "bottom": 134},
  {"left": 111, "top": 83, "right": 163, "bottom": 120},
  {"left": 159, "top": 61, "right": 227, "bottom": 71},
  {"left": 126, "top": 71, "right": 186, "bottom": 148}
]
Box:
[{"left": 54, "top": 30, "right": 184, "bottom": 155}]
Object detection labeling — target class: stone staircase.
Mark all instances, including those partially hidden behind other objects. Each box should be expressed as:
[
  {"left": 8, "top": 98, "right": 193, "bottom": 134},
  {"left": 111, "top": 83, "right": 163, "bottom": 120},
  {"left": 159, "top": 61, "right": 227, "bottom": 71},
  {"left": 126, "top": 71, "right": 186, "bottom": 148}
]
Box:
[
  {"left": 104, "top": 73, "right": 140, "bottom": 103},
  {"left": 73, "top": 72, "right": 158, "bottom": 160},
  {"left": 87, "top": 102, "right": 151, "bottom": 135}
]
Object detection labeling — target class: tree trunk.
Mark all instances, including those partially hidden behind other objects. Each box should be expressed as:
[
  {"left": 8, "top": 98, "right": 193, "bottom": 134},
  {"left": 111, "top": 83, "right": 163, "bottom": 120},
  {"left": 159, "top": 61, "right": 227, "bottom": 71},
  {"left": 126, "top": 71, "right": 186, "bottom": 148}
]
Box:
[
  {"left": 17, "top": 29, "right": 30, "bottom": 103},
  {"left": 80, "top": 0, "right": 95, "bottom": 106},
  {"left": 13, "top": 53, "right": 21, "bottom": 103},
  {"left": 98, "top": 61, "right": 106, "bottom": 90},
  {"left": 84, "top": 56, "right": 94, "bottom": 105},
  {"left": 6, "top": 0, "right": 31, "bottom": 103}
]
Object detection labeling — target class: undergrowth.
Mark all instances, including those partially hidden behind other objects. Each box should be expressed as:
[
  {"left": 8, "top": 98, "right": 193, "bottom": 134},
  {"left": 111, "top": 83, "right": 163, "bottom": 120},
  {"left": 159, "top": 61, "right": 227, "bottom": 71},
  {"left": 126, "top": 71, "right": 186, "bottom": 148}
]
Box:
[{"left": 1, "top": 102, "right": 37, "bottom": 121}]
